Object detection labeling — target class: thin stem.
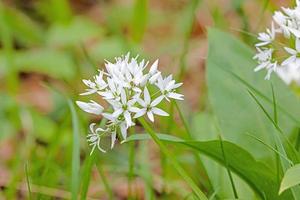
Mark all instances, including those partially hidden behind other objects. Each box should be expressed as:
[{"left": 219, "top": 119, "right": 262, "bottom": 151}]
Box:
[
  {"left": 138, "top": 118, "right": 208, "bottom": 200},
  {"left": 96, "top": 162, "right": 113, "bottom": 200},
  {"left": 174, "top": 102, "right": 213, "bottom": 192},
  {"left": 25, "top": 163, "right": 32, "bottom": 200},
  {"left": 128, "top": 127, "right": 136, "bottom": 199}
]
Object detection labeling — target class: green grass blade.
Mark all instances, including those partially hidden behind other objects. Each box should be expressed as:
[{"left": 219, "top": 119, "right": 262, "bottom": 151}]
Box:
[
  {"left": 25, "top": 163, "right": 32, "bottom": 200},
  {"left": 80, "top": 153, "right": 96, "bottom": 200},
  {"left": 138, "top": 118, "right": 208, "bottom": 200},
  {"left": 125, "top": 133, "right": 291, "bottom": 199},
  {"left": 95, "top": 161, "right": 113, "bottom": 200},
  {"left": 219, "top": 136, "right": 238, "bottom": 199},
  {"left": 68, "top": 100, "right": 80, "bottom": 200},
  {"left": 175, "top": 102, "right": 214, "bottom": 192},
  {"left": 248, "top": 90, "right": 300, "bottom": 199},
  {"left": 271, "top": 84, "right": 278, "bottom": 125},
  {"left": 131, "top": 0, "right": 148, "bottom": 42},
  {"left": 246, "top": 133, "right": 292, "bottom": 165},
  {"left": 178, "top": 0, "right": 201, "bottom": 80}
]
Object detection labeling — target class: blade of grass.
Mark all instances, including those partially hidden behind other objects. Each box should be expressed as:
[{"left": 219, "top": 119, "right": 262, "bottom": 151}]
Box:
[
  {"left": 223, "top": 68, "right": 300, "bottom": 125},
  {"left": 138, "top": 141, "right": 154, "bottom": 200},
  {"left": 138, "top": 118, "right": 208, "bottom": 200},
  {"left": 219, "top": 135, "right": 238, "bottom": 199},
  {"left": 128, "top": 132, "right": 136, "bottom": 199},
  {"left": 246, "top": 133, "right": 293, "bottom": 165},
  {"left": 80, "top": 117, "right": 108, "bottom": 199},
  {"left": 174, "top": 102, "right": 214, "bottom": 192},
  {"left": 80, "top": 153, "right": 97, "bottom": 200},
  {"left": 131, "top": 0, "right": 148, "bottom": 42},
  {"left": 0, "top": 2, "right": 18, "bottom": 94},
  {"left": 68, "top": 100, "right": 80, "bottom": 200},
  {"left": 271, "top": 84, "right": 278, "bottom": 125},
  {"left": 25, "top": 163, "right": 32, "bottom": 200},
  {"left": 95, "top": 161, "right": 113, "bottom": 200},
  {"left": 248, "top": 90, "right": 300, "bottom": 198},
  {"left": 178, "top": 0, "right": 201, "bottom": 80}
]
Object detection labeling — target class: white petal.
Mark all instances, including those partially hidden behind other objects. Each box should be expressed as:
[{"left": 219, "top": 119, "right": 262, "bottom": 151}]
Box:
[
  {"left": 124, "top": 111, "right": 132, "bottom": 127},
  {"left": 76, "top": 101, "right": 104, "bottom": 115},
  {"left": 120, "top": 89, "right": 127, "bottom": 104},
  {"left": 111, "top": 131, "right": 117, "bottom": 149},
  {"left": 149, "top": 59, "right": 158, "bottom": 74},
  {"left": 128, "top": 106, "right": 140, "bottom": 113},
  {"left": 102, "top": 113, "right": 115, "bottom": 121},
  {"left": 149, "top": 72, "right": 161, "bottom": 84},
  {"left": 137, "top": 98, "right": 147, "bottom": 107},
  {"left": 89, "top": 123, "right": 96, "bottom": 134},
  {"left": 143, "top": 87, "right": 151, "bottom": 104},
  {"left": 150, "top": 96, "right": 164, "bottom": 107},
  {"left": 112, "top": 108, "right": 123, "bottom": 118},
  {"left": 282, "top": 56, "right": 296, "bottom": 66},
  {"left": 133, "top": 108, "right": 147, "bottom": 118},
  {"left": 120, "top": 123, "right": 128, "bottom": 140},
  {"left": 147, "top": 111, "right": 154, "bottom": 122},
  {"left": 167, "top": 92, "right": 184, "bottom": 100},
  {"left": 285, "top": 47, "right": 297, "bottom": 55},
  {"left": 296, "top": 38, "right": 300, "bottom": 52},
  {"left": 80, "top": 89, "right": 97, "bottom": 96},
  {"left": 151, "top": 107, "right": 169, "bottom": 116}
]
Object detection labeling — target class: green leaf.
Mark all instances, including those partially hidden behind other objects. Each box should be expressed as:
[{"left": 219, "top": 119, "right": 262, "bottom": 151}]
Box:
[
  {"left": 5, "top": 7, "right": 44, "bottom": 46},
  {"left": 206, "top": 28, "right": 300, "bottom": 159},
  {"left": 125, "top": 133, "right": 292, "bottom": 199},
  {"left": 68, "top": 100, "right": 80, "bottom": 200},
  {"left": 279, "top": 164, "right": 300, "bottom": 195},
  {"left": 131, "top": 0, "right": 148, "bottom": 42},
  {"left": 46, "top": 17, "right": 103, "bottom": 47},
  {"left": 0, "top": 49, "right": 76, "bottom": 80}
]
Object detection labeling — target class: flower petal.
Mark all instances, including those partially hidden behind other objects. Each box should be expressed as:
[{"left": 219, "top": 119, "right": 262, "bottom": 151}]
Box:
[{"left": 152, "top": 107, "right": 169, "bottom": 116}]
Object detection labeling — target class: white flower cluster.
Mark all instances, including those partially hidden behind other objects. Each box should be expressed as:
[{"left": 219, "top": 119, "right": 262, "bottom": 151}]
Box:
[
  {"left": 254, "top": 0, "right": 300, "bottom": 83},
  {"left": 76, "top": 53, "right": 183, "bottom": 154}
]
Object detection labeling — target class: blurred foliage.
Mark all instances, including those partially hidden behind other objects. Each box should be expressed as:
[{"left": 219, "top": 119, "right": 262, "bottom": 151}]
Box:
[{"left": 0, "top": 0, "right": 299, "bottom": 199}]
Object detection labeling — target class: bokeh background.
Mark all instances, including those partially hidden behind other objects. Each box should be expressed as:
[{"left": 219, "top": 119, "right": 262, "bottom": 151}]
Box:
[{"left": 0, "top": 0, "right": 294, "bottom": 199}]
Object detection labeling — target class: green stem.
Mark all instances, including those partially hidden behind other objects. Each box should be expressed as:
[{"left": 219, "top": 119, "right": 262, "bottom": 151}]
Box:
[
  {"left": 138, "top": 118, "right": 208, "bottom": 200},
  {"left": 128, "top": 133, "right": 136, "bottom": 199},
  {"left": 174, "top": 102, "right": 213, "bottom": 193},
  {"left": 96, "top": 162, "right": 113, "bottom": 200}
]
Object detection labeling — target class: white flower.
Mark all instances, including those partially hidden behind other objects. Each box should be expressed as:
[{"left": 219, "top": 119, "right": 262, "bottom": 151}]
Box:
[
  {"left": 76, "top": 100, "right": 104, "bottom": 115},
  {"left": 276, "top": 62, "right": 300, "bottom": 85},
  {"left": 134, "top": 87, "right": 168, "bottom": 122},
  {"left": 256, "top": 23, "right": 276, "bottom": 47},
  {"left": 76, "top": 53, "right": 184, "bottom": 154},
  {"left": 282, "top": 38, "right": 300, "bottom": 66},
  {"left": 109, "top": 89, "right": 140, "bottom": 127},
  {"left": 156, "top": 75, "right": 184, "bottom": 101},
  {"left": 254, "top": 1, "right": 300, "bottom": 82},
  {"left": 87, "top": 123, "right": 107, "bottom": 154}
]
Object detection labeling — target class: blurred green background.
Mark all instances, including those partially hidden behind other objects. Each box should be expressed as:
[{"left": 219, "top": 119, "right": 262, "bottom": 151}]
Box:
[{"left": 0, "top": 0, "right": 295, "bottom": 199}]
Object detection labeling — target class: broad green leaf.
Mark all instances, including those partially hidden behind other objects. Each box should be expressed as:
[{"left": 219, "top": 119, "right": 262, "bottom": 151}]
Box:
[
  {"left": 125, "top": 133, "right": 292, "bottom": 199},
  {"left": 46, "top": 17, "right": 103, "bottom": 47},
  {"left": 279, "top": 164, "right": 300, "bottom": 195},
  {"left": 0, "top": 49, "right": 76, "bottom": 80},
  {"left": 206, "top": 28, "right": 300, "bottom": 160},
  {"left": 5, "top": 7, "right": 44, "bottom": 46},
  {"left": 36, "top": 0, "right": 72, "bottom": 24}
]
